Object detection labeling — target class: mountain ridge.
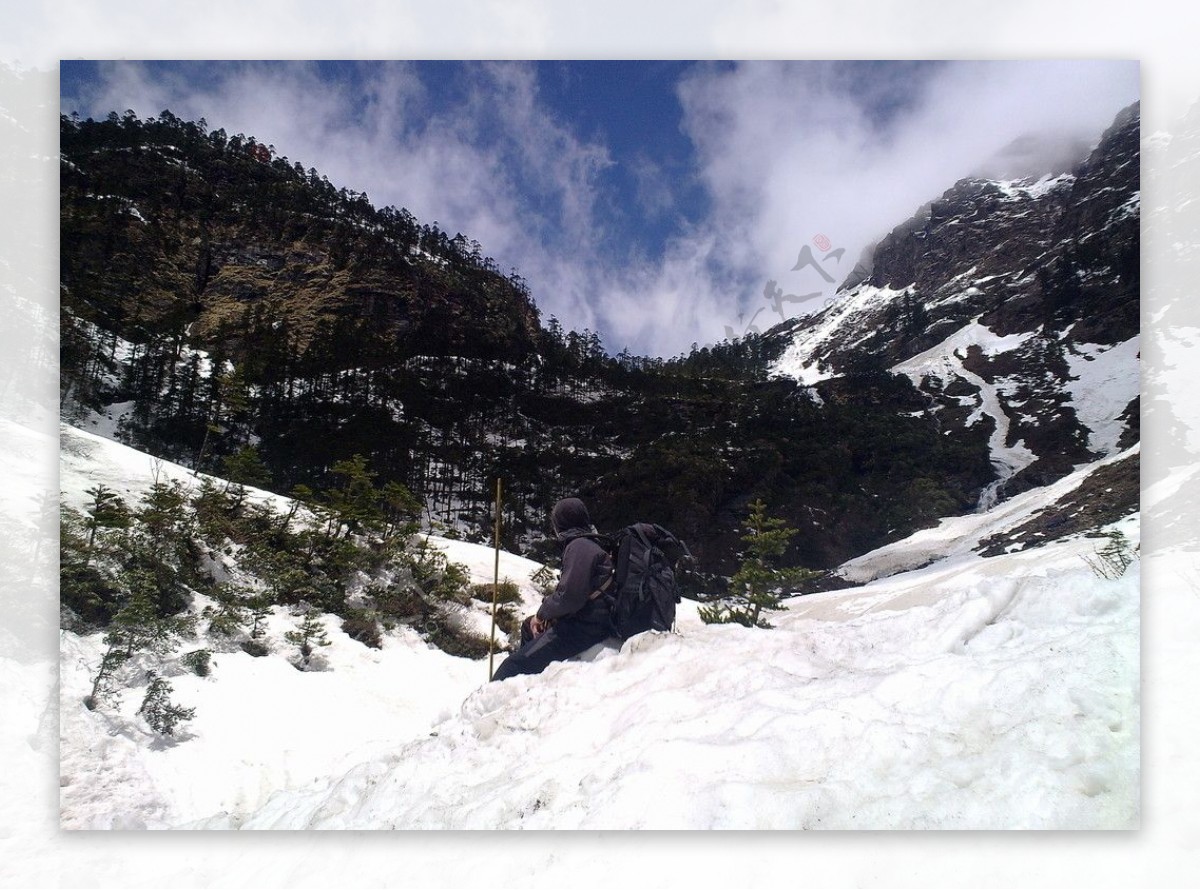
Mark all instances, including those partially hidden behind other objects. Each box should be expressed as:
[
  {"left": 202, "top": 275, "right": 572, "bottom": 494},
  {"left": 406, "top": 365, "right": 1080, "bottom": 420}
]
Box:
[
  {"left": 59, "top": 103, "right": 1139, "bottom": 575},
  {"left": 769, "top": 101, "right": 1139, "bottom": 505}
]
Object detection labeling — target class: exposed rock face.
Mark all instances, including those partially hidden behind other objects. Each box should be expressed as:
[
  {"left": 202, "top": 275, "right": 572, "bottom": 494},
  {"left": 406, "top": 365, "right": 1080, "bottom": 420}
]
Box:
[
  {"left": 770, "top": 102, "right": 1140, "bottom": 506},
  {"left": 57, "top": 104, "right": 1141, "bottom": 576}
]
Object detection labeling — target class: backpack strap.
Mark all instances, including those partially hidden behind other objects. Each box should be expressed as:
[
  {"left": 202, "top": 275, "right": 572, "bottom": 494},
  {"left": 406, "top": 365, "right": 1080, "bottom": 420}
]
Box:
[
  {"left": 588, "top": 575, "right": 613, "bottom": 601},
  {"left": 630, "top": 523, "right": 654, "bottom": 552},
  {"left": 581, "top": 531, "right": 617, "bottom": 600}
]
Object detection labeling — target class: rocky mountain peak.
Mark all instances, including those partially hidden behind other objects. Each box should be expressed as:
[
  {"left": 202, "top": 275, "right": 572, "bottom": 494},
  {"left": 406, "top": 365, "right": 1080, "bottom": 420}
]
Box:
[{"left": 771, "top": 102, "right": 1140, "bottom": 506}]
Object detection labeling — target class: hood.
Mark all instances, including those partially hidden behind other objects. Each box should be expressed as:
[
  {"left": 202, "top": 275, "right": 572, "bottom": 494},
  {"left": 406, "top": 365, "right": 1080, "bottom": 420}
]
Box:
[{"left": 551, "top": 497, "right": 594, "bottom": 539}]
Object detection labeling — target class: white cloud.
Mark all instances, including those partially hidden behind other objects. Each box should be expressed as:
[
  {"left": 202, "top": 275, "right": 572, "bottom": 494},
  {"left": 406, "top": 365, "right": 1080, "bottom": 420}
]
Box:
[
  {"left": 62, "top": 60, "right": 1139, "bottom": 358},
  {"left": 602, "top": 59, "right": 1140, "bottom": 354},
  {"left": 65, "top": 60, "right": 614, "bottom": 329}
]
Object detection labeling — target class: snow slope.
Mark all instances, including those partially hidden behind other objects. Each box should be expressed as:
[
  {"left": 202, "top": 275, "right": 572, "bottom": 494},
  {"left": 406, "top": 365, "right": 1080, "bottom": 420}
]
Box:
[
  {"left": 57, "top": 425, "right": 545, "bottom": 829},
  {"left": 770, "top": 282, "right": 913, "bottom": 385},
  {"left": 1064, "top": 335, "right": 1141, "bottom": 456},
  {"left": 56, "top": 424, "right": 1139, "bottom": 831},
  {"left": 196, "top": 515, "right": 1138, "bottom": 830},
  {"left": 892, "top": 320, "right": 1040, "bottom": 509},
  {"left": 839, "top": 444, "right": 1138, "bottom": 583}
]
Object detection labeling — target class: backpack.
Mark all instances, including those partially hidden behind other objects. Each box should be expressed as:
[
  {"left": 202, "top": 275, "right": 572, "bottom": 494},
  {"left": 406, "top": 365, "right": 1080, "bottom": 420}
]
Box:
[{"left": 591, "top": 523, "right": 691, "bottom": 640}]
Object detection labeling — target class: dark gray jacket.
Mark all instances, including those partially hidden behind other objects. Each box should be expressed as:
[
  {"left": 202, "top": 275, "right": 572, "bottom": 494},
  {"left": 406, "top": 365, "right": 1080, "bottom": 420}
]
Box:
[{"left": 536, "top": 499, "right": 613, "bottom": 623}]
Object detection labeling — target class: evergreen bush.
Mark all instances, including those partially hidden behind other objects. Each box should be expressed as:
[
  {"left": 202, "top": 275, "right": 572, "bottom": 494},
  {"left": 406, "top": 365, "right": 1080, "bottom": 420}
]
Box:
[
  {"left": 182, "top": 648, "right": 213, "bottom": 677},
  {"left": 341, "top": 610, "right": 383, "bottom": 649},
  {"left": 471, "top": 578, "right": 522, "bottom": 604},
  {"left": 138, "top": 672, "right": 195, "bottom": 736},
  {"left": 699, "top": 499, "right": 818, "bottom": 629}
]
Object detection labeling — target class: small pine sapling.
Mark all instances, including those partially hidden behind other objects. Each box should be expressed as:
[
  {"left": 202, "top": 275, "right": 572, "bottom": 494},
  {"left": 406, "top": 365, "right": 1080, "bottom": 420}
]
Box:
[
  {"left": 530, "top": 564, "right": 558, "bottom": 598},
  {"left": 699, "top": 499, "right": 817, "bottom": 629},
  {"left": 202, "top": 580, "right": 252, "bottom": 638},
  {"left": 86, "top": 569, "right": 197, "bottom": 711},
  {"left": 285, "top": 603, "right": 331, "bottom": 670},
  {"left": 380, "top": 480, "right": 421, "bottom": 541},
  {"left": 236, "top": 590, "right": 274, "bottom": 656},
  {"left": 83, "top": 646, "right": 128, "bottom": 711},
  {"left": 182, "top": 648, "right": 213, "bottom": 677},
  {"left": 249, "top": 590, "right": 272, "bottom": 633},
  {"left": 136, "top": 478, "right": 191, "bottom": 547},
  {"left": 108, "top": 569, "right": 197, "bottom": 660},
  {"left": 221, "top": 445, "right": 272, "bottom": 513},
  {"left": 83, "top": 483, "right": 131, "bottom": 560},
  {"left": 138, "top": 672, "right": 195, "bottom": 736}
]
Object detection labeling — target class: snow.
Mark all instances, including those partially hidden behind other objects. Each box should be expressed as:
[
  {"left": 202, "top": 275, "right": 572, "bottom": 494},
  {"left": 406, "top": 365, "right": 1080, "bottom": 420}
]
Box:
[
  {"left": 74, "top": 399, "right": 135, "bottom": 439},
  {"left": 60, "top": 423, "right": 297, "bottom": 519},
  {"left": 839, "top": 444, "right": 1138, "bottom": 583},
  {"left": 1110, "top": 191, "right": 1141, "bottom": 223},
  {"left": 51, "top": 424, "right": 1140, "bottom": 831},
  {"left": 893, "top": 320, "right": 1035, "bottom": 379},
  {"left": 770, "top": 283, "right": 914, "bottom": 384},
  {"left": 58, "top": 604, "right": 488, "bottom": 829},
  {"left": 958, "top": 360, "right": 1038, "bottom": 509},
  {"left": 1064, "top": 335, "right": 1141, "bottom": 456},
  {"left": 992, "top": 173, "right": 1076, "bottom": 201},
  {"left": 893, "top": 321, "right": 1039, "bottom": 506},
  {"left": 57, "top": 425, "right": 551, "bottom": 828},
  {"left": 189, "top": 514, "right": 1138, "bottom": 830}
]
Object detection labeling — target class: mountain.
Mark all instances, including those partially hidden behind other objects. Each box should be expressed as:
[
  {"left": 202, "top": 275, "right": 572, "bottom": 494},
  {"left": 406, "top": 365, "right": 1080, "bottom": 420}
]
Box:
[
  {"left": 769, "top": 102, "right": 1139, "bottom": 515},
  {"left": 58, "top": 104, "right": 1139, "bottom": 579},
  {"left": 50, "top": 102, "right": 1145, "bottom": 833}
]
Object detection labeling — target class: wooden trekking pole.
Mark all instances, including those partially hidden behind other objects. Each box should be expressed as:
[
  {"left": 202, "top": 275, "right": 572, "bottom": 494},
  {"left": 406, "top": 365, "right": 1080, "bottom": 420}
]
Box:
[{"left": 488, "top": 476, "right": 502, "bottom": 680}]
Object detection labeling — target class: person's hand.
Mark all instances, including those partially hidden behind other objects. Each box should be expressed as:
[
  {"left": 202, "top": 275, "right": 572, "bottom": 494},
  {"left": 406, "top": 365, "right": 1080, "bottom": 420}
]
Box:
[{"left": 530, "top": 616, "right": 545, "bottom": 637}]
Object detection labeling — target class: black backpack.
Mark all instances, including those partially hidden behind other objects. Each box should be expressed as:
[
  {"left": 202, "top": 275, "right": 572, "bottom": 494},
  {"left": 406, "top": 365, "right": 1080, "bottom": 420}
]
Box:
[{"left": 591, "top": 523, "right": 691, "bottom": 639}]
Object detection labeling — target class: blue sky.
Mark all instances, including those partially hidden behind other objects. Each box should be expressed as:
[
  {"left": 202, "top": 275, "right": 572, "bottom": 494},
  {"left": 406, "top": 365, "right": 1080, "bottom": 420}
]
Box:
[{"left": 60, "top": 60, "right": 1139, "bottom": 356}]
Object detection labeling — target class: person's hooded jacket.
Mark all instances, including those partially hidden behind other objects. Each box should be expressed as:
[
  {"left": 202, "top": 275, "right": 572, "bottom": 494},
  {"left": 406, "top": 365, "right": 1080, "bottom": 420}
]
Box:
[{"left": 536, "top": 498, "right": 613, "bottom": 627}]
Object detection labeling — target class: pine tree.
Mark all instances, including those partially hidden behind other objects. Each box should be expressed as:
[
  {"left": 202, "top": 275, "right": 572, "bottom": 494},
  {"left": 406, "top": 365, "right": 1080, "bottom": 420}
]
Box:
[
  {"left": 699, "top": 499, "right": 817, "bottom": 629},
  {"left": 203, "top": 580, "right": 253, "bottom": 638},
  {"left": 83, "top": 484, "right": 130, "bottom": 559},
  {"left": 221, "top": 445, "right": 272, "bottom": 513},
  {"left": 285, "top": 603, "right": 331, "bottom": 670},
  {"left": 195, "top": 363, "right": 252, "bottom": 471},
  {"left": 131, "top": 477, "right": 195, "bottom": 615},
  {"left": 325, "top": 454, "right": 383, "bottom": 538},
  {"left": 107, "top": 568, "right": 197, "bottom": 659},
  {"left": 247, "top": 590, "right": 273, "bottom": 641},
  {"left": 83, "top": 646, "right": 128, "bottom": 711},
  {"left": 136, "top": 476, "right": 190, "bottom": 546},
  {"left": 84, "top": 568, "right": 196, "bottom": 710},
  {"left": 138, "top": 672, "right": 195, "bottom": 735},
  {"left": 223, "top": 445, "right": 271, "bottom": 488},
  {"left": 380, "top": 480, "right": 421, "bottom": 540}
]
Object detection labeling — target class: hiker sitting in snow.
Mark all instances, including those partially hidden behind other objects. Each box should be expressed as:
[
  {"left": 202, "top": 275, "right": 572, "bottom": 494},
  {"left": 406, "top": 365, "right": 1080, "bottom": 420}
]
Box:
[{"left": 491, "top": 497, "right": 613, "bottom": 682}]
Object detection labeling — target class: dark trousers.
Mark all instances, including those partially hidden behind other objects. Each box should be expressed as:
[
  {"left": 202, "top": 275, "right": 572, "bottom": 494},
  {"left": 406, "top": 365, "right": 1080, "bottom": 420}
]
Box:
[{"left": 491, "top": 613, "right": 611, "bottom": 682}]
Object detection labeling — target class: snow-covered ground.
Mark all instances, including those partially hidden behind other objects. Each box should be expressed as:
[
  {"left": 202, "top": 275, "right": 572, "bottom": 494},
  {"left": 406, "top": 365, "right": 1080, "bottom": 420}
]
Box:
[
  {"left": 838, "top": 444, "right": 1138, "bottom": 582},
  {"left": 1064, "top": 335, "right": 1141, "bottom": 456},
  {"left": 49, "top": 423, "right": 1142, "bottom": 831},
  {"left": 57, "top": 424, "right": 549, "bottom": 828},
  {"left": 196, "top": 517, "right": 1139, "bottom": 830},
  {"left": 58, "top": 602, "right": 491, "bottom": 829}
]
